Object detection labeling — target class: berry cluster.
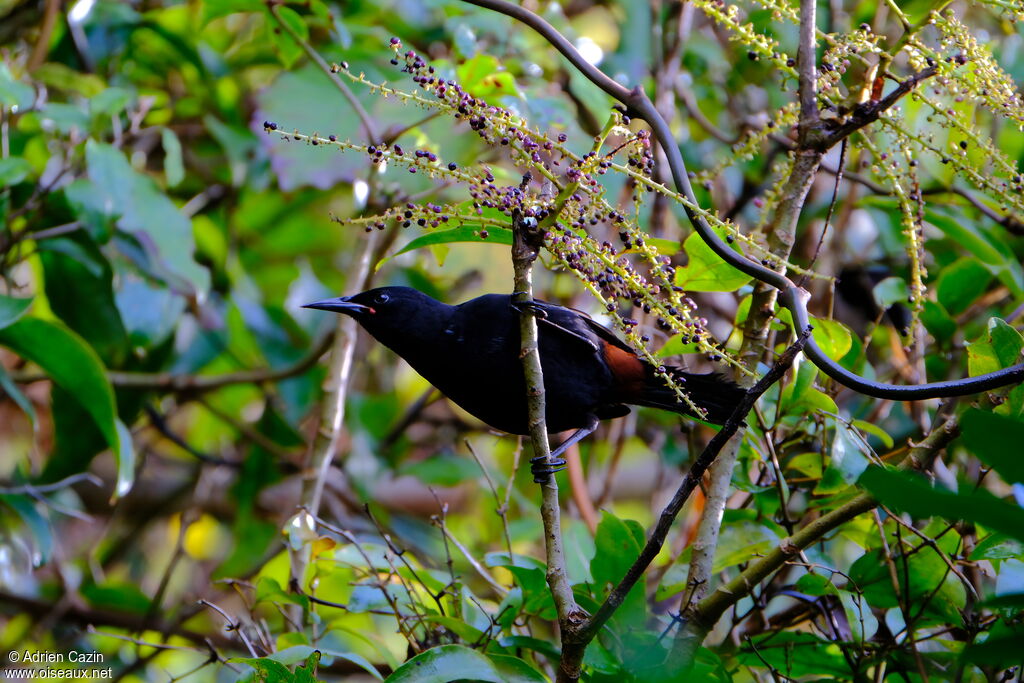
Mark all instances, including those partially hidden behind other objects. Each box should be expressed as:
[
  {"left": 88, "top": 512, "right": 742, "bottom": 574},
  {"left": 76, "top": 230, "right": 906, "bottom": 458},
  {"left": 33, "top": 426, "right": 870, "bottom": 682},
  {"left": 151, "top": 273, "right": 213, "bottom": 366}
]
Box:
[{"left": 264, "top": 39, "right": 754, "bottom": 409}]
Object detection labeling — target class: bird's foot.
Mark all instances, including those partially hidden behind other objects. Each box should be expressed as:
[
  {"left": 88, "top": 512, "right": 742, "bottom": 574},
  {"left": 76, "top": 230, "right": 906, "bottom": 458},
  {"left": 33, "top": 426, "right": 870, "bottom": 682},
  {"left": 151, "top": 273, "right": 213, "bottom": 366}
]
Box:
[
  {"left": 530, "top": 454, "right": 566, "bottom": 483},
  {"left": 511, "top": 299, "right": 548, "bottom": 319}
]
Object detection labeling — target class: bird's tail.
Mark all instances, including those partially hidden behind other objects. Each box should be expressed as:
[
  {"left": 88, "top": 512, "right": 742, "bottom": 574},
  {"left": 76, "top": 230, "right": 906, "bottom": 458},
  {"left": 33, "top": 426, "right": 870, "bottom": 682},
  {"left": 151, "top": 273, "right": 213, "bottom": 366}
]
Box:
[{"left": 634, "top": 367, "right": 746, "bottom": 425}]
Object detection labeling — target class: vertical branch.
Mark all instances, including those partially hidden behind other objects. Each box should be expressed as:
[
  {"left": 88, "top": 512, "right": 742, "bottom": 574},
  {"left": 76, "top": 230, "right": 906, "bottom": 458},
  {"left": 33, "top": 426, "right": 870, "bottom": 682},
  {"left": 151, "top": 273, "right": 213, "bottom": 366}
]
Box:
[
  {"left": 510, "top": 206, "right": 584, "bottom": 683},
  {"left": 797, "top": 0, "right": 819, "bottom": 130},
  {"left": 303, "top": 233, "right": 380, "bottom": 514},
  {"left": 683, "top": 0, "right": 823, "bottom": 621},
  {"left": 289, "top": 230, "right": 380, "bottom": 597}
]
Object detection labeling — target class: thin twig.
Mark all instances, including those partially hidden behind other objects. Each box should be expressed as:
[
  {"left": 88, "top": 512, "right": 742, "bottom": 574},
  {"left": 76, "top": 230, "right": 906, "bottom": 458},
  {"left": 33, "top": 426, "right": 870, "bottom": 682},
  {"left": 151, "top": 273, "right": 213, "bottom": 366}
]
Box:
[{"left": 267, "top": 2, "right": 380, "bottom": 145}]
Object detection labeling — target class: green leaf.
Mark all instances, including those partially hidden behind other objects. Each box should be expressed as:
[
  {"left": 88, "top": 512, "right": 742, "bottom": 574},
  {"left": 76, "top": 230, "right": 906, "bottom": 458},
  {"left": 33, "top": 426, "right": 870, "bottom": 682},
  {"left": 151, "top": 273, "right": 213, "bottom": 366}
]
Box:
[
  {"left": 776, "top": 309, "right": 853, "bottom": 362},
  {"left": 33, "top": 63, "right": 105, "bottom": 97},
  {"left": 161, "top": 127, "right": 185, "bottom": 187},
  {"left": 40, "top": 242, "right": 128, "bottom": 365},
  {"left": 201, "top": 0, "right": 262, "bottom": 24},
  {"left": 828, "top": 419, "right": 870, "bottom": 485},
  {"left": 90, "top": 87, "right": 132, "bottom": 118},
  {"left": 713, "top": 514, "right": 780, "bottom": 572},
  {"left": 456, "top": 54, "right": 521, "bottom": 99},
  {"left": 0, "top": 63, "right": 34, "bottom": 109},
  {"left": 960, "top": 410, "right": 1024, "bottom": 484},
  {"left": 229, "top": 657, "right": 292, "bottom": 682},
  {"left": 926, "top": 208, "right": 1024, "bottom": 298},
  {"left": 591, "top": 512, "right": 642, "bottom": 590},
  {"left": 84, "top": 140, "right": 208, "bottom": 293},
  {"left": 675, "top": 230, "right": 752, "bottom": 292},
  {"left": 970, "top": 533, "right": 1023, "bottom": 562},
  {"left": 850, "top": 419, "right": 894, "bottom": 450},
  {"left": 381, "top": 226, "right": 513, "bottom": 268},
  {"left": 384, "top": 645, "right": 502, "bottom": 683},
  {"left": 0, "top": 317, "right": 134, "bottom": 497},
  {"left": 590, "top": 512, "right": 645, "bottom": 622},
  {"left": 0, "top": 295, "right": 32, "bottom": 330},
  {"left": 810, "top": 317, "right": 853, "bottom": 360},
  {"left": 0, "top": 157, "right": 32, "bottom": 188},
  {"left": 779, "top": 361, "right": 838, "bottom": 417},
  {"left": 920, "top": 300, "right": 956, "bottom": 345},
  {"left": 860, "top": 467, "right": 1024, "bottom": 543},
  {"left": 270, "top": 6, "right": 309, "bottom": 69},
  {"left": 988, "top": 318, "right": 1024, "bottom": 367},
  {"left": 968, "top": 318, "right": 1023, "bottom": 377},
  {"left": 496, "top": 635, "right": 560, "bottom": 662},
  {"left": 487, "top": 655, "right": 547, "bottom": 682},
  {"left": 936, "top": 257, "right": 992, "bottom": 316},
  {"left": 82, "top": 581, "right": 151, "bottom": 614},
  {"left": 3, "top": 495, "right": 52, "bottom": 565},
  {"left": 962, "top": 624, "right": 1024, "bottom": 666},
  {"left": 872, "top": 276, "right": 909, "bottom": 309},
  {"left": 0, "top": 364, "right": 35, "bottom": 426},
  {"left": 849, "top": 545, "right": 966, "bottom": 622}
]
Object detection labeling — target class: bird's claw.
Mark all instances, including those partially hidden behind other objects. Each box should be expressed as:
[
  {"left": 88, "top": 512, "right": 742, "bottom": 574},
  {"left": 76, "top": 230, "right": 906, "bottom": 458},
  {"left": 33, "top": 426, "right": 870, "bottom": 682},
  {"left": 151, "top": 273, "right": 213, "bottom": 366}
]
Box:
[
  {"left": 530, "top": 454, "right": 566, "bottom": 483},
  {"left": 511, "top": 300, "right": 548, "bottom": 319}
]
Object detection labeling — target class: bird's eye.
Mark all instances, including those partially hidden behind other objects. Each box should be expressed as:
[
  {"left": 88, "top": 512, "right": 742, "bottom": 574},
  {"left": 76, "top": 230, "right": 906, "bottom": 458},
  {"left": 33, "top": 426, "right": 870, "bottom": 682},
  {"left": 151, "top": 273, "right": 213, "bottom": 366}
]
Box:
[{"left": 375, "top": 293, "right": 390, "bottom": 304}]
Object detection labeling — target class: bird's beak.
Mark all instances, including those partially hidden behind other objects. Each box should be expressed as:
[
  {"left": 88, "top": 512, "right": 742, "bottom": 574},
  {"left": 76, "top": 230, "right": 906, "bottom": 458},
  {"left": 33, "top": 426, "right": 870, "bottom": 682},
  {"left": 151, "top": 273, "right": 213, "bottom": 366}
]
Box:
[{"left": 302, "top": 296, "right": 374, "bottom": 315}]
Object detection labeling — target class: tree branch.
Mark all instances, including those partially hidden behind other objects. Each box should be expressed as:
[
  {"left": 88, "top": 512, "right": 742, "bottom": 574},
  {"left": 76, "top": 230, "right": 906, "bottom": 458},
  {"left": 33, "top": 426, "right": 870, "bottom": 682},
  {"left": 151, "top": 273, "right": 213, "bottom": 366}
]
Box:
[
  {"left": 510, "top": 206, "right": 585, "bottom": 683},
  {"left": 573, "top": 329, "right": 810, "bottom": 648},
  {"left": 459, "top": 0, "right": 1024, "bottom": 401},
  {"left": 103, "top": 332, "right": 334, "bottom": 392},
  {"left": 673, "top": 410, "right": 963, "bottom": 660}
]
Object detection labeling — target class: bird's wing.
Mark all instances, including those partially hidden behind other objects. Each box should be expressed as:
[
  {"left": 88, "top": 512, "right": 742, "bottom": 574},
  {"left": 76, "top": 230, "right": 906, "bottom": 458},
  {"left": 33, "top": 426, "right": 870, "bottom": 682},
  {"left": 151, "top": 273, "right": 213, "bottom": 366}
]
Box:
[{"left": 521, "top": 299, "right": 638, "bottom": 357}]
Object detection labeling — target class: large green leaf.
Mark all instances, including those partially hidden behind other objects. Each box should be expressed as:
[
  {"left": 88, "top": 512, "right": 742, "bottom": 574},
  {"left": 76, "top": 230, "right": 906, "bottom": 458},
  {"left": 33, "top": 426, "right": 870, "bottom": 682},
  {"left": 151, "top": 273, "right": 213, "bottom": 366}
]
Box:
[
  {"left": 385, "top": 645, "right": 502, "bottom": 683},
  {"left": 0, "top": 317, "right": 134, "bottom": 497},
  {"left": 590, "top": 512, "right": 646, "bottom": 623},
  {"left": 456, "top": 54, "right": 522, "bottom": 99},
  {"left": 0, "top": 62, "right": 34, "bottom": 109},
  {"left": 675, "top": 230, "right": 752, "bottom": 292},
  {"left": 960, "top": 410, "right": 1024, "bottom": 484},
  {"left": 84, "top": 140, "right": 209, "bottom": 293},
  {"left": 380, "top": 225, "right": 514, "bottom": 268},
  {"left": 936, "top": 257, "right": 992, "bottom": 316},
  {"left": 0, "top": 157, "right": 32, "bottom": 188},
  {"left": 967, "top": 318, "right": 1024, "bottom": 379},
  {"left": 40, "top": 241, "right": 128, "bottom": 365},
  {"left": 0, "top": 294, "right": 32, "bottom": 329},
  {"left": 926, "top": 208, "right": 1024, "bottom": 298},
  {"left": 860, "top": 467, "right": 1024, "bottom": 543},
  {"left": 487, "top": 654, "right": 547, "bottom": 682}
]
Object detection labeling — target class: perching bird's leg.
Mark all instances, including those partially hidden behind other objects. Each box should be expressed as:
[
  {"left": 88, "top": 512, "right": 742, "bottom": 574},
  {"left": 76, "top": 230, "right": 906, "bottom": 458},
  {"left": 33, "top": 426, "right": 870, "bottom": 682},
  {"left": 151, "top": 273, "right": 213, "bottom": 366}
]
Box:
[{"left": 531, "top": 414, "right": 600, "bottom": 483}]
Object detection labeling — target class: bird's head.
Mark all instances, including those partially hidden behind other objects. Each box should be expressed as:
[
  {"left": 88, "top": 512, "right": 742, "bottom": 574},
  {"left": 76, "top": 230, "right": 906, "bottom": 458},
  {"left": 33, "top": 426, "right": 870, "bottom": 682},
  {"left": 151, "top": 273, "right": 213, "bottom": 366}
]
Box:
[
  {"left": 303, "top": 286, "right": 448, "bottom": 347},
  {"left": 303, "top": 286, "right": 424, "bottom": 318}
]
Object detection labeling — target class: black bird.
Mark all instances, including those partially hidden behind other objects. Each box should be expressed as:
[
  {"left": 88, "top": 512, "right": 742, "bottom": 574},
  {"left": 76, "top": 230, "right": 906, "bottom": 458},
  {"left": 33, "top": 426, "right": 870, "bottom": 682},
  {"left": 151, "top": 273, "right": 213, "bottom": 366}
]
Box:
[{"left": 303, "top": 287, "right": 745, "bottom": 480}]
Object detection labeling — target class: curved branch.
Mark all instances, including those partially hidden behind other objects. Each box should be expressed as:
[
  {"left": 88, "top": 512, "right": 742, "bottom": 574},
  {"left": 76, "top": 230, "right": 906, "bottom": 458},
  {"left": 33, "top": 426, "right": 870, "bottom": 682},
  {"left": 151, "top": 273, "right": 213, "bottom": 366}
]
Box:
[{"left": 459, "top": 0, "right": 1024, "bottom": 401}]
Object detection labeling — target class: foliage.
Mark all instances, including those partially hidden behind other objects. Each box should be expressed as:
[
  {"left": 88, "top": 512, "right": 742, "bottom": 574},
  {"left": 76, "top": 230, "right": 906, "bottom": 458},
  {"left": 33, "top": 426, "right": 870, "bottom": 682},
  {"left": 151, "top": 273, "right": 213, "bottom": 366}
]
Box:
[{"left": 1, "top": 0, "right": 1023, "bottom": 681}]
